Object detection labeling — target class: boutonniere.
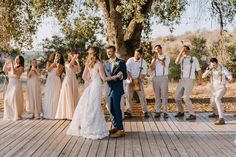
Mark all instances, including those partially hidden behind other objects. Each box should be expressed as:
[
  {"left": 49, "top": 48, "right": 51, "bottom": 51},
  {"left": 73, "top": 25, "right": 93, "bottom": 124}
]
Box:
[
  {"left": 217, "top": 71, "right": 223, "bottom": 77},
  {"left": 139, "top": 67, "right": 144, "bottom": 70},
  {"left": 113, "top": 61, "right": 119, "bottom": 68}
]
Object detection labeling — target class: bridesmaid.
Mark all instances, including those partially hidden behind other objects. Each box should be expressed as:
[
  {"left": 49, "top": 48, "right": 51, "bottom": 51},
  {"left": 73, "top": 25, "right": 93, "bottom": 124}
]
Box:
[
  {"left": 3, "top": 55, "right": 24, "bottom": 120},
  {"left": 43, "top": 52, "right": 64, "bottom": 119},
  {"left": 22, "top": 59, "right": 42, "bottom": 119},
  {"left": 55, "top": 51, "right": 81, "bottom": 120}
]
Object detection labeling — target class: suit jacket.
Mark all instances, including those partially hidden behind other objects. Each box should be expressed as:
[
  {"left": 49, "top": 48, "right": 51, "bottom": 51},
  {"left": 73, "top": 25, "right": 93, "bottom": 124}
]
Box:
[{"left": 104, "top": 57, "right": 127, "bottom": 96}]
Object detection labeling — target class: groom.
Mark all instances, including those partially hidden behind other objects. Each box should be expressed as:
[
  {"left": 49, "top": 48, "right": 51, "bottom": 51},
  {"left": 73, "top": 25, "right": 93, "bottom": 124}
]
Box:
[{"left": 104, "top": 45, "right": 127, "bottom": 138}]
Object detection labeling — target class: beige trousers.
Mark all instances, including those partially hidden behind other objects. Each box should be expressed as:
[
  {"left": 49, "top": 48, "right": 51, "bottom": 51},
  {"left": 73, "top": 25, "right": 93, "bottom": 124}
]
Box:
[
  {"left": 175, "top": 78, "right": 195, "bottom": 115},
  {"left": 152, "top": 76, "right": 168, "bottom": 113},
  {"left": 210, "top": 84, "right": 226, "bottom": 118},
  {"left": 126, "top": 82, "right": 147, "bottom": 113}
]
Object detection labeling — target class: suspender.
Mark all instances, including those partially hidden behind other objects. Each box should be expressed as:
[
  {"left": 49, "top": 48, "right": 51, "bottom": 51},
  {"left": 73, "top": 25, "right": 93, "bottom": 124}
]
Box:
[
  {"left": 138, "top": 59, "right": 143, "bottom": 78},
  {"left": 181, "top": 56, "right": 193, "bottom": 78},
  {"left": 154, "top": 56, "right": 166, "bottom": 76}
]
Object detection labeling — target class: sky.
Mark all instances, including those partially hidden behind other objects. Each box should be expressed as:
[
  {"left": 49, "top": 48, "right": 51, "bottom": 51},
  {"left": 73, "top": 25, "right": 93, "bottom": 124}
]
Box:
[{"left": 31, "top": 1, "right": 235, "bottom": 51}]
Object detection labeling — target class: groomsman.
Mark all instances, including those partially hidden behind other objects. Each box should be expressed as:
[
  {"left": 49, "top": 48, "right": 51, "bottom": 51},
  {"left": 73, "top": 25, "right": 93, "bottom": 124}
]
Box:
[
  {"left": 202, "top": 58, "right": 233, "bottom": 124},
  {"left": 150, "top": 45, "right": 170, "bottom": 119},
  {"left": 126, "top": 48, "right": 149, "bottom": 118},
  {"left": 175, "top": 45, "right": 202, "bottom": 120}
]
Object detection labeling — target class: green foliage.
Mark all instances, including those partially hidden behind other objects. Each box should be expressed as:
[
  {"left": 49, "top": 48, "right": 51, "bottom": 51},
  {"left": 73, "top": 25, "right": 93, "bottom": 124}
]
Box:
[
  {"left": 168, "top": 59, "right": 181, "bottom": 81},
  {"left": 225, "top": 42, "right": 236, "bottom": 77},
  {"left": 190, "top": 36, "right": 208, "bottom": 69}
]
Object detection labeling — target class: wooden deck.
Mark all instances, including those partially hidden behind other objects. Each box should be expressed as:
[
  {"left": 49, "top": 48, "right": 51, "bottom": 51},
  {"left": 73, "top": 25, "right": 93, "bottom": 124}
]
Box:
[{"left": 0, "top": 112, "right": 236, "bottom": 157}]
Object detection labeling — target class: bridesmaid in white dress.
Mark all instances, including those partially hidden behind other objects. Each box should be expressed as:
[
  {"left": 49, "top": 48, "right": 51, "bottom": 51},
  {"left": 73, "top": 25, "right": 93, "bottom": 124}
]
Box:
[
  {"left": 55, "top": 51, "right": 81, "bottom": 120},
  {"left": 43, "top": 52, "right": 64, "bottom": 119},
  {"left": 66, "top": 46, "right": 122, "bottom": 140},
  {"left": 22, "top": 59, "right": 42, "bottom": 119},
  {"left": 3, "top": 55, "right": 24, "bottom": 120}
]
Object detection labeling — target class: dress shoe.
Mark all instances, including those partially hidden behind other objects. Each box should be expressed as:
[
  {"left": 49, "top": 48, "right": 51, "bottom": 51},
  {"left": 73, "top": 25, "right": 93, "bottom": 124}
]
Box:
[
  {"left": 214, "top": 118, "right": 225, "bottom": 125},
  {"left": 163, "top": 113, "right": 169, "bottom": 119},
  {"left": 155, "top": 112, "right": 161, "bottom": 118},
  {"left": 186, "top": 114, "right": 196, "bottom": 120},
  {"left": 208, "top": 113, "right": 219, "bottom": 118},
  {"left": 109, "top": 128, "right": 118, "bottom": 134},
  {"left": 144, "top": 112, "right": 150, "bottom": 118},
  {"left": 175, "top": 112, "right": 184, "bottom": 117},
  {"left": 110, "top": 130, "right": 125, "bottom": 138},
  {"left": 124, "top": 112, "right": 132, "bottom": 118}
]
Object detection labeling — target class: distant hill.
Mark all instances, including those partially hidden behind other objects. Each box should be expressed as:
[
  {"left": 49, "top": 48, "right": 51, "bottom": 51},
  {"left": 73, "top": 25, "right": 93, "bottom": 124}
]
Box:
[{"left": 152, "top": 28, "right": 236, "bottom": 59}]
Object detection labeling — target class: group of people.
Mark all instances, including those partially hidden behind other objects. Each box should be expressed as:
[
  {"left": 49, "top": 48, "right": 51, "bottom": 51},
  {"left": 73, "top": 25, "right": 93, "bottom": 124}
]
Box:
[
  {"left": 123, "top": 44, "right": 233, "bottom": 125},
  {"left": 1, "top": 44, "right": 234, "bottom": 140}
]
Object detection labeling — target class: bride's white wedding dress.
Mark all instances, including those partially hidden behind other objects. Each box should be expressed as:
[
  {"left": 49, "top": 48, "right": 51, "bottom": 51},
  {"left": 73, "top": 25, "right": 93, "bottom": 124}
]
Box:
[{"left": 66, "top": 63, "right": 109, "bottom": 139}]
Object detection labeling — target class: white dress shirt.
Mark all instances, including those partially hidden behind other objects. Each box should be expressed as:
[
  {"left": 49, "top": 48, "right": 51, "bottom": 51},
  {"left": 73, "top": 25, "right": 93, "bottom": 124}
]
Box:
[
  {"left": 126, "top": 57, "right": 147, "bottom": 79},
  {"left": 202, "top": 65, "right": 232, "bottom": 85},
  {"left": 151, "top": 55, "right": 170, "bottom": 77},
  {"left": 180, "top": 56, "right": 201, "bottom": 79}
]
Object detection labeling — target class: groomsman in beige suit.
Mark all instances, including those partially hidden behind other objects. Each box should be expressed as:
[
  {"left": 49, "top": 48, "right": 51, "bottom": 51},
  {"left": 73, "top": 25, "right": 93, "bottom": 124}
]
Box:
[
  {"left": 175, "top": 45, "right": 202, "bottom": 120},
  {"left": 202, "top": 58, "right": 233, "bottom": 125},
  {"left": 150, "top": 45, "right": 170, "bottom": 119},
  {"left": 126, "top": 48, "right": 149, "bottom": 118}
]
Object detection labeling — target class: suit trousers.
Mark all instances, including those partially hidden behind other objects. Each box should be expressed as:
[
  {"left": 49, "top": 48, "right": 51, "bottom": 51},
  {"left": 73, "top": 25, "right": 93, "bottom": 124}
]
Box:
[
  {"left": 175, "top": 78, "right": 195, "bottom": 115},
  {"left": 210, "top": 83, "right": 226, "bottom": 118},
  {"left": 152, "top": 76, "right": 168, "bottom": 113},
  {"left": 126, "top": 82, "right": 147, "bottom": 113}
]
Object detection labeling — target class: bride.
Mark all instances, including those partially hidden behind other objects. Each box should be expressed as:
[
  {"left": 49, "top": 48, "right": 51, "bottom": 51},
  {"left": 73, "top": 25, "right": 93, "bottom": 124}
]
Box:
[{"left": 66, "top": 46, "right": 122, "bottom": 140}]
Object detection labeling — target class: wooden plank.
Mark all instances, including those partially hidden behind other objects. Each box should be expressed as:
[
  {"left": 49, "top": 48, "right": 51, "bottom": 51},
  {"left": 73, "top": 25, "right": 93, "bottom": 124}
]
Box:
[
  {"left": 173, "top": 113, "right": 228, "bottom": 157},
  {"left": 0, "top": 120, "right": 40, "bottom": 151},
  {"left": 1, "top": 120, "right": 52, "bottom": 157},
  {"left": 96, "top": 121, "right": 110, "bottom": 157},
  {"left": 68, "top": 137, "right": 86, "bottom": 157},
  {"left": 87, "top": 140, "right": 100, "bottom": 157},
  {"left": 159, "top": 115, "right": 195, "bottom": 157},
  {"left": 9, "top": 120, "right": 59, "bottom": 157},
  {"left": 198, "top": 113, "right": 236, "bottom": 156},
  {"left": 130, "top": 117, "right": 143, "bottom": 157},
  {"left": 168, "top": 113, "right": 214, "bottom": 157},
  {"left": 147, "top": 114, "right": 171, "bottom": 157},
  {"left": 142, "top": 117, "right": 162, "bottom": 157},
  {"left": 58, "top": 137, "right": 78, "bottom": 157},
  {"left": 123, "top": 119, "right": 134, "bottom": 157},
  {"left": 77, "top": 139, "right": 92, "bottom": 157},
  {"left": 136, "top": 117, "right": 152, "bottom": 157},
  {"left": 41, "top": 122, "right": 71, "bottom": 157},
  {"left": 151, "top": 113, "right": 181, "bottom": 157},
  {"left": 30, "top": 120, "right": 69, "bottom": 157},
  {"left": 22, "top": 120, "right": 66, "bottom": 157}
]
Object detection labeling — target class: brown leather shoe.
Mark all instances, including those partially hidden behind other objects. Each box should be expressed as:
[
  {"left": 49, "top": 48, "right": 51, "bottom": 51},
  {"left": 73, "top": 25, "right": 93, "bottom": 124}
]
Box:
[
  {"left": 175, "top": 112, "right": 184, "bottom": 117},
  {"left": 109, "top": 128, "right": 118, "bottom": 134},
  {"left": 214, "top": 118, "right": 225, "bottom": 125},
  {"left": 163, "top": 113, "right": 169, "bottom": 119},
  {"left": 208, "top": 113, "right": 219, "bottom": 118},
  {"left": 186, "top": 114, "right": 196, "bottom": 120},
  {"left": 110, "top": 130, "right": 125, "bottom": 138},
  {"left": 155, "top": 112, "right": 161, "bottom": 118}
]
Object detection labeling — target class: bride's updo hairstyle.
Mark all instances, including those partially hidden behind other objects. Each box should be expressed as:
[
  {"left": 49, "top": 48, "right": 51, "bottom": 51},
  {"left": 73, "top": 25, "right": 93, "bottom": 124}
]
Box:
[{"left": 85, "top": 46, "right": 101, "bottom": 69}]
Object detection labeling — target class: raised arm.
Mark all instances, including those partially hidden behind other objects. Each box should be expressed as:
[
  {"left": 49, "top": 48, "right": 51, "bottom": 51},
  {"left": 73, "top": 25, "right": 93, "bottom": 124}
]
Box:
[
  {"left": 175, "top": 49, "right": 184, "bottom": 65},
  {"left": 3, "top": 59, "right": 11, "bottom": 74}
]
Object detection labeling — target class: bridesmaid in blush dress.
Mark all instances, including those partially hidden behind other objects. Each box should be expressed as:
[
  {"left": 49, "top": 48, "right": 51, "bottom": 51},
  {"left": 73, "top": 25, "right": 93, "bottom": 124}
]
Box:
[
  {"left": 55, "top": 51, "right": 81, "bottom": 120},
  {"left": 22, "top": 59, "right": 42, "bottom": 119},
  {"left": 43, "top": 52, "right": 64, "bottom": 119},
  {"left": 3, "top": 55, "right": 24, "bottom": 120}
]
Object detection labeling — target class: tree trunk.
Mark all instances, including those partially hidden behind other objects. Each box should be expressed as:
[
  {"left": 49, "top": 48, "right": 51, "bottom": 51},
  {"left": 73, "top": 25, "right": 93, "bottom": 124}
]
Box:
[{"left": 97, "top": 0, "right": 153, "bottom": 60}]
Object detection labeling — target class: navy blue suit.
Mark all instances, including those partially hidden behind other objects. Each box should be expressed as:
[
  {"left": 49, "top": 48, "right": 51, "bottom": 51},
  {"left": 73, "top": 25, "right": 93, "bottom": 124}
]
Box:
[{"left": 104, "top": 58, "right": 127, "bottom": 130}]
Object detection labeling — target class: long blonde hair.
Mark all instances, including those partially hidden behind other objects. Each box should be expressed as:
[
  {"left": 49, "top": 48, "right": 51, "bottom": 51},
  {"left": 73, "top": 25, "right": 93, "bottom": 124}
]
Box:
[{"left": 85, "top": 46, "right": 101, "bottom": 69}]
